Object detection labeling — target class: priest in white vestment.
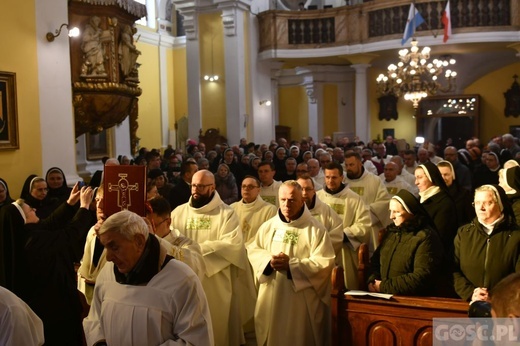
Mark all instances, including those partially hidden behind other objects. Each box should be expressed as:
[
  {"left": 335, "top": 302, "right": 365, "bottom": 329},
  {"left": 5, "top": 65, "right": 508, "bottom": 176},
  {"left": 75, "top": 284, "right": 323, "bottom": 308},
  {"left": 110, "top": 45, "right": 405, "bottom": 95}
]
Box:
[
  {"left": 78, "top": 186, "right": 108, "bottom": 305},
  {"left": 83, "top": 210, "right": 213, "bottom": 346},
  {"left": 248, "top": 181, "right": 335, "bottom": 345},
  {"left": 231, "top": 176, "right": 277, "bottom": 246},
  {"left": 379, "top": 162, "right": 417, "bottom": 197},
  {"left": 388, "top": 156, "right": 419, "bottom": 194},
  {"left": 258, "top": 162, "right": 282, "bottom": 207},
  {"left": 79, "top": 187, "right": 205, "bottom": 306},
  {"left": 0, "top": 286, "right": 44, "bottom": 346},
  {"left": 307, "top": 158, "right": 324, "bottom": 190},
  {"left": 147, "top": 196, "right": 206, "bottom": 279},
  {"left": 297, "top": 176, "right": 343, "bottom": 256},
  {"left": 316, "top": 163, "right": 372, "bottom": 290},
  {"left": 343, "top": 152, "right": 392, "bottom": 248},
  {"left": 170, "top": 170, "right": 257, "bottom": 346}
]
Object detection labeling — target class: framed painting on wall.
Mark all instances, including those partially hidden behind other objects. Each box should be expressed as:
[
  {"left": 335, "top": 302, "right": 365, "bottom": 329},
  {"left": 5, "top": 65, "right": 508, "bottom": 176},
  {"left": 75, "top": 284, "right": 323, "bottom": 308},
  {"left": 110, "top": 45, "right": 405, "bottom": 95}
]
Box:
[
  {"left": 86, "top": 128, "right": 112, "bottom": 160},
  {"left": 0, "top": 72, "right": 19, "bottom": 150}
]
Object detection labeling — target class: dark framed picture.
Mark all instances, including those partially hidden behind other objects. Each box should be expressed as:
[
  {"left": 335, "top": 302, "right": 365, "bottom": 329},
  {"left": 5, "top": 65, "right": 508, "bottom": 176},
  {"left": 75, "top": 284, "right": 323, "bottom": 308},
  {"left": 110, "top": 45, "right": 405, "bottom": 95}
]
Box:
[
  {"left": 0, "top": 72, "right": 19, "bottom": 150},
  {"left": 383, "top": 128, "right": 395, "bottom": 139},
  {"left": 86, "top": 128, "right": 112, "bottom": 160}
]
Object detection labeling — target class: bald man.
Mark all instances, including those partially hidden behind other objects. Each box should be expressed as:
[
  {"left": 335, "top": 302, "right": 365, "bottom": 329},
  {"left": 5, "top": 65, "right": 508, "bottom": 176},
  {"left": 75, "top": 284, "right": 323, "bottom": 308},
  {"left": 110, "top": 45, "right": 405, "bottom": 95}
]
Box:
[
  {"left": 170, "top": 170, "right": 256, "bottom": 346},
  {"left": 307, "top": 158, "right": 324, "bottom": 190},
  {"left": 231, "top": 176, "right": 277, "bottom": 246},
  {"left": 379, "top": 162, "right": 416, "bottom": 196},
  {"left": 388, "top": 155, "right": 417, "bottom": 190}
]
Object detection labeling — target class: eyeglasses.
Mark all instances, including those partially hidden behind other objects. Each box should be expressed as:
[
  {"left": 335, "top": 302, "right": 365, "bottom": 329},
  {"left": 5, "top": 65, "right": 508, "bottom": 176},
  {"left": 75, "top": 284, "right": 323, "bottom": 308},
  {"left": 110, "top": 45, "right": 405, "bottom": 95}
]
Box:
[
  {"left": 189, "top": 183, "right": 213, "bottom": 190},
  {"left": 155, "top": 217, "right": 170, "bottom": 227},
  {"left": 241, "top": 185, "right": 259, "bottom": 190}
]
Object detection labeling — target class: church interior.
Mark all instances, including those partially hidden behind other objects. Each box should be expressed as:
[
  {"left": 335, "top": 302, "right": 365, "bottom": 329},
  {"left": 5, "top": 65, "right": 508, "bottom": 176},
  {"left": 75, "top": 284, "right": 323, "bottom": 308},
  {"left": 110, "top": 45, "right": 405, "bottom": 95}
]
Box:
[
  {"left": 1, "top": 0, "right": 519, "bottom": 203},
  {"left": 1, "top": 0, "right": 520, "bottom": 344}
]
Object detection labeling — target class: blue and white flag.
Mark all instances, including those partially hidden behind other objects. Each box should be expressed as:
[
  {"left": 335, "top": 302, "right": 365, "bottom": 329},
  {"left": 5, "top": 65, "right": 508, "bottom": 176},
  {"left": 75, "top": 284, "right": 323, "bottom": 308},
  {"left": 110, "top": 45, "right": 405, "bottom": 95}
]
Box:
[{"left": 402, "top": 3, "right": 425, "bottom": 45}]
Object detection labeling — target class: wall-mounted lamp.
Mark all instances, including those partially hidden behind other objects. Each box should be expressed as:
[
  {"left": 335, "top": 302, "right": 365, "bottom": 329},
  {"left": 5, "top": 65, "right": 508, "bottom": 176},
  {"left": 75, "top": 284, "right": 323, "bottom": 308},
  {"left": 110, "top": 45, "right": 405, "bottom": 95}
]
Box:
[
  {"left": 259, "top": 100, "right": 272, "bottom": 106},
  {"left": 204, "top": 74, "right": 219, "bottom": 82},
  {"left": 46, "top": 23, "right": 80, "bottom": 42},
  {"left": 204, "top": 35, "right": 219, "bottom": 82}
]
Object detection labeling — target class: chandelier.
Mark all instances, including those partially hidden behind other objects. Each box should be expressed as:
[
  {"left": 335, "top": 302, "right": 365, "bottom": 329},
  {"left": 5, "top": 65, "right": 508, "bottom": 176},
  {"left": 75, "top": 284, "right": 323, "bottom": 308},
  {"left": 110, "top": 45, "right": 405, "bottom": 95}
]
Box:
[{"left": 376, "top": 39, "right": 457, "bottom": 108}]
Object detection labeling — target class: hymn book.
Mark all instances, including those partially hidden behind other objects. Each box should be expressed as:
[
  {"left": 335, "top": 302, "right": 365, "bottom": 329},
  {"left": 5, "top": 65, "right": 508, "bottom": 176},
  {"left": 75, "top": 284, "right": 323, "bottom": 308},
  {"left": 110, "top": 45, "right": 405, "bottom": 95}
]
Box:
[{"left": 345, "top": 290, "right": 393, "bottom": 299}]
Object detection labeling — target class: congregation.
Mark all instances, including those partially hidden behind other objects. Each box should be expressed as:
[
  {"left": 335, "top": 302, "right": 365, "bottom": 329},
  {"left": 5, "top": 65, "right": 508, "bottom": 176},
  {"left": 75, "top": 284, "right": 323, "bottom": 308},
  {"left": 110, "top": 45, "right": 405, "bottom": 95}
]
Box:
[{"left": 1, "top": 132, "right": 520, "bottom": 345}]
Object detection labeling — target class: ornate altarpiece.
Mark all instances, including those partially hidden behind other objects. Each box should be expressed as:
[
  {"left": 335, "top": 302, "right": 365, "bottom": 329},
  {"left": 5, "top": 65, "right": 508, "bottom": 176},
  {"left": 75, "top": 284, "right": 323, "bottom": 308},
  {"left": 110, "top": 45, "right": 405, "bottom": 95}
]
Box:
[{"left": 68, "top": 0, "right": 146, "bottom": 155}]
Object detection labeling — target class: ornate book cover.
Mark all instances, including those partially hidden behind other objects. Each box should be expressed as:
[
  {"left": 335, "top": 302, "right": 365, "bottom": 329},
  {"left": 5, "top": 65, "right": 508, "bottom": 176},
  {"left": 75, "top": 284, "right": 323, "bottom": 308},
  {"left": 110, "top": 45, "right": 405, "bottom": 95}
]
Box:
[{"left": 103, "top": 165, "right": 146, "bottom": 217}]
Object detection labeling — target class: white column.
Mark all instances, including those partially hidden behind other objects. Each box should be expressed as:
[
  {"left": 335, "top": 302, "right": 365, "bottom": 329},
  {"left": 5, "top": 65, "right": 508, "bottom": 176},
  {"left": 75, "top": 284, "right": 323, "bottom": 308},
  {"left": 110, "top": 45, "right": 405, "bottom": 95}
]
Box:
[
  {"left": 36, "top": 0, "right": 81, "bottom": 185},
  {"left": 159, "top": 37, "right": 171, "bottom": 150},
  {"left": 351, "top": 64, "right": 370, "bottom": 143},
  {"left": 250, "top": 15, "right": 276, "bottom": 144},
  {"left": 220, "top": 5, "right": 248, "bottom": 145},
  {"left": 187, "top": 43, "right": 202, "bottom": 141},
  {"left": 175, "top": 4, "right": 203, "bottom": 141},
  {"left": 305, "top": 83, "right": 323, "bottom": 141},
  {"left": 114, "top": 118, "right": 132, "bottom": 158},
  {"left": 271, "top": 77, "right": 280, "bottom": 127}
]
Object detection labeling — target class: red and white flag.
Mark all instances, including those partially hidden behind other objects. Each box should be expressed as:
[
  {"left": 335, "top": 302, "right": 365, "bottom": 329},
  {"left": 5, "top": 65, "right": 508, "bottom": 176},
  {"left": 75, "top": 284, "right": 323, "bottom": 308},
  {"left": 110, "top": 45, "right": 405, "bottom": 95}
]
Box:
[{"left": 442, "top": 0, "right": 451, "bottom": 43}]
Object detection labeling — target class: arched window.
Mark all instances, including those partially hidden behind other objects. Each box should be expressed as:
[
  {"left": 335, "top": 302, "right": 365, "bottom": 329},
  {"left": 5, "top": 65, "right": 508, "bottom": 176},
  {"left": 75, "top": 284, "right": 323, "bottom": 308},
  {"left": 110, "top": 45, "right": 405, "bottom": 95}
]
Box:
[{"left": 134, "top": 0, "right": 156, "bottom": 29}]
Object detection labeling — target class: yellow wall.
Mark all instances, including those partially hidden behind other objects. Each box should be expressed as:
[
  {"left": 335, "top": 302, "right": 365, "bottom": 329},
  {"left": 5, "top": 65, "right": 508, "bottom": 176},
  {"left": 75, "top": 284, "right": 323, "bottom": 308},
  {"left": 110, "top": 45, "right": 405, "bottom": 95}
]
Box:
[
  {"left": 199, "top": 13, "right": 227, "bottom": 136},
  {"left": 323, "top": 84, "right": 338, "bottom": 137},
  {"left": 134, "top": 41, "right": 162, "bottom": 150},
  {"left": 166, "top": 48, "right": 175, "bottom": 139},
  {"left": 0, "top": 1, "right": 42, "bottom": 197},
  {"left": 465, "top": 61, "right": 520, "bottom": 143},
  {"left": 369, "top": 66, "right": 417, "bottom": 145},
  {"left": 243, "top": 13, "right": 252, "bottom": 140},
  {"left": 369, "top": 62, "right": 520, "bottom": 146},
  {"left": 279, "top": 86, "right": 309, "bottom": 141},
  {"left": 173, "top": 47, "right": 187, "bottom": 123}
]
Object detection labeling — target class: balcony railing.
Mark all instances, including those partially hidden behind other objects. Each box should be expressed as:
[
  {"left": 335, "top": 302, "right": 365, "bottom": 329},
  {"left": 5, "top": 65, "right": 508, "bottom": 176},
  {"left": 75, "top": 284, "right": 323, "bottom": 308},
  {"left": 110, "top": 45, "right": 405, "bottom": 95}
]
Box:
[{"left": 257, "top": 0, "right": 519, "bottom": 52}]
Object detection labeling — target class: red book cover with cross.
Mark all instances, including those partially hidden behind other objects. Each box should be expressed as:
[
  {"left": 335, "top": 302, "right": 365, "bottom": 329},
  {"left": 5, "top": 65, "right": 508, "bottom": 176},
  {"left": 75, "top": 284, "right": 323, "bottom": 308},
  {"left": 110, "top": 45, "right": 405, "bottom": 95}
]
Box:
[{"left": 103, "top": 165, "right": 147, "bottom": 217}]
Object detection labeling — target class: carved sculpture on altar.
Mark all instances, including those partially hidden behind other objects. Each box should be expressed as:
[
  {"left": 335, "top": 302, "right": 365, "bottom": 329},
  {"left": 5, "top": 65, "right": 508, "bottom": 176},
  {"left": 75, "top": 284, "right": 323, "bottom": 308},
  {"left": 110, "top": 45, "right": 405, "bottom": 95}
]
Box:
[
  {"left": 80, "top": 16, "right": 109, "bottom": 77},
  {"left": 118, "top": 24, "right": 141, "bottom": 79},
  {"left": 69, "top": 0, "right": 146, "bottom": 155}
]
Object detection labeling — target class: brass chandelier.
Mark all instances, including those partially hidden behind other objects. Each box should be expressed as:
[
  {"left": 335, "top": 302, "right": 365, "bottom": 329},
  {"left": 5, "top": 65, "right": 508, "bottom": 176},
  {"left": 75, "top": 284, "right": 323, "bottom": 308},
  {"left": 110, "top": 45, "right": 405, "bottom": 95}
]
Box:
[{"left": 376, "top": 39, "right": 457, "bottom": 108}]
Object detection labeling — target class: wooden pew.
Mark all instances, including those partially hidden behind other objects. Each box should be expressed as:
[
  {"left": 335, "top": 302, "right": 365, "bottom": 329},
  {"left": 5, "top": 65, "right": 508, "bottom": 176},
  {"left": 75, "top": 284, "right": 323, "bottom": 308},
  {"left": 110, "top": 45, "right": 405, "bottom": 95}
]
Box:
[
  {"left": 334, "top": 294, "right": 468, "bottom": 346},
  {"left": 330, "top": 242, "right": 469, "bottom": 346}
]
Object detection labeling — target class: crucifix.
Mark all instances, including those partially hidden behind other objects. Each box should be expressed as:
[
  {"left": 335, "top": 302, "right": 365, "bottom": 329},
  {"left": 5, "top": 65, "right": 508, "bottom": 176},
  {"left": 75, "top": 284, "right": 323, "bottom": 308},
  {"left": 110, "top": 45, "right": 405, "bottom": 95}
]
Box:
[{"left": 108, "top": 173, "right": 139, "bottom": 210}]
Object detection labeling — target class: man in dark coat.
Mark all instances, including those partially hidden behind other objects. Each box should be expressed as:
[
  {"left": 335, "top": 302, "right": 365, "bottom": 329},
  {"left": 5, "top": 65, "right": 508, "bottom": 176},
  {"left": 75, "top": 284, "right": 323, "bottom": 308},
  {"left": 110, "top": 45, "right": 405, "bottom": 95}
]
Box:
[{"left": 168, "top": 160, "right": 198, "bottom": 210}]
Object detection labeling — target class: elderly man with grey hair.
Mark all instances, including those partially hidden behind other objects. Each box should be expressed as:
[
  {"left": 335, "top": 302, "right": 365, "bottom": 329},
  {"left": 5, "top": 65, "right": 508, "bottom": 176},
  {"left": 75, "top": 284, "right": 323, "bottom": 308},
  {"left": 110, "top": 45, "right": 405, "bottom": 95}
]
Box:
[
  {"left": 248, "top": 181, "right": 334, "bottom": 345},
  {"left": 83, "top": 210, "right": 213, "bottom": 346},
  {"left": 502, "top": 133, "right": 520, "bottom": 158},
  {"left": 307, "top": 158, "right": 324, "bottom": 190}
]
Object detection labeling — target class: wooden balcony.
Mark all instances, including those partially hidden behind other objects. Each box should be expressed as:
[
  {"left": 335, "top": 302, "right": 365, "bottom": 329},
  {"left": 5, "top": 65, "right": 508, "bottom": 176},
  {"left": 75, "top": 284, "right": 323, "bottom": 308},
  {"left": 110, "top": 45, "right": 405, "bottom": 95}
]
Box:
[{"left": 258, "top": 0, "right": 520, "bottom": 53}]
